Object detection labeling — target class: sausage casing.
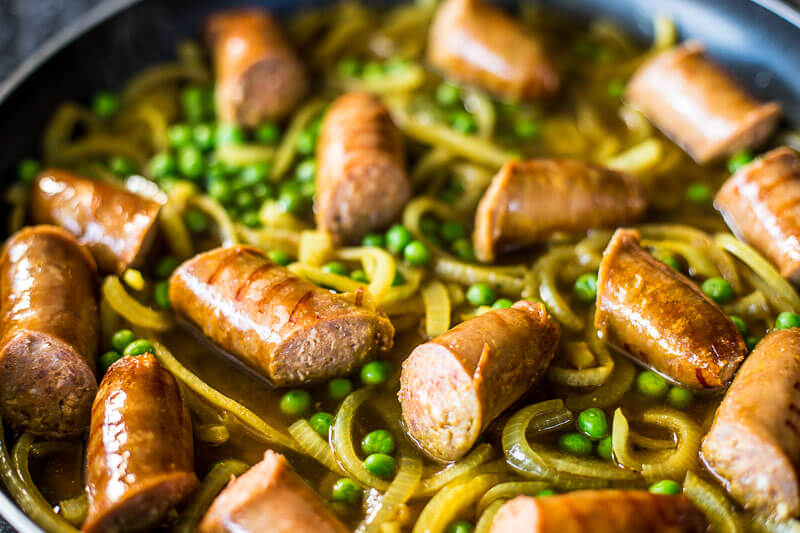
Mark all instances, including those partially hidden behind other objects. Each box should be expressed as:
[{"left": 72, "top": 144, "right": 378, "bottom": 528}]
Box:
[
  {"left": 427, "top": 0, "right": 559, "bottom": 101},
  {"left": 595, "top": 229, "right": 746, "bottom": 389},
  {"left": 316, "top": 92, "right": 410, "bottom": 245},
  {"left": 206, "top": 9, "right": 308, "bottom": 125},
  {"left": 626, "top": 42, "right": 781, "bottom": 164},
  {"left": 169, "top": 245, "right": 394, "bottom": 387},
  {"left": 83, "top": 353, "right": 198, "bottom": 533},
  {"left": 489, "top": 492, "right": 707, "bottom": 533},
  {"left": 715, "top": 147, "right": 800, "bottom": 284},
  {"left": 399, "top": 300, "right": 559, "bottom": 462},
  {"left": 199, "top": 450, "right": 348, "bottom": 533},
  {"left": 473, "top": 159, "right": 646, "bottom": 262},
  {"left": 0, "top": 226, "right": 98, "bottom": 438},
  {"left": 30, "top": 169, "right": 161, "bottom": 274},
  {"left": 701, "top": 329, "right": 800, "bottom": 519}
]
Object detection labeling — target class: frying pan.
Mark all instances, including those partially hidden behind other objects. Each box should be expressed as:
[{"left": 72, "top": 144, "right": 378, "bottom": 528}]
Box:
[{"left": 0, "top": 0, "right": 798, "bottom": 531}]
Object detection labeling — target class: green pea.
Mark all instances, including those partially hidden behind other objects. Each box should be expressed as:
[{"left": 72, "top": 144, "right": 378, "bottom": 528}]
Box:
[
  {"left": 492, "top": 298, "right": 513, "bottom": 310},
  {"left": 558, "top": 432, "right": 593, "bottom": 456},
  {"left": 351, "top": 269, "right": 369, "bottom": 283},
  {"left": 701, "top": 277, "right": 734, "bottom": 304},
  {"left": 328, "top": 378, "right": 353, "bottom": 400},
  {"left": 363, "top": 453, "right": 396, "bottom": 478},
  {"left": 403, "top": 240, "right": 430, "bottom": 266},
  {"left": 445, "top": 521, "right": 474, "bottom": 533},
  {"left": 331, "top": 478, "right": 361, "bottom": 504},
  {"left": 322, "top": 262, "right": 348, "bottom": 276},
  {"left": 729, "top": 315, "right": 748, "bottom": 335},
  {"left": 180, "top": 86, "right": 211, "bottom": 122},
  {"left": 607, "top": 78, "right": 625, "bottom": 98},
  {"left": 149, "top": 152, "right": 177, "bottom": 178},
  {"left": 154, "top": 256, "right": 181, "bottom": 279},
  {"left": 240, "top": 210, "right": 261, "bottom": 228},
  {"left": 268, "top": 250, "right": 292, "bottom": 266},
  {"left": 577, "top": 408, "right": 608, "bottom": 440},
  {"left": 17, "top": 158, "right": 41, "bottom": 184},
  {"left": 649, "top": 480, "right": 682, "bottom": 495},
  {"left": 153, "top": 281, "right": 171, "bottom": 310},
  {"left": 184, "top": 209, "right": 209, "bottom": 234},
  {"left": 309, "top": 412, "right": 333, "bottom": 437},
  {"left": 278, "top": 188, "right": 303, "bottom": 214},
  {"left": 636, "top": 371, "right": 669, "bottom": 399},
  {"left": 255, "top": 122, "right": 280, "bottom": 144},
  {"left": 436, "top": 83, "right": 461, "bottom": 107},
  {"left": 536, "top": 489, "right": 557, "bottom": 497},
  {"left": 515, "top": 118, "right": 541, "bottom": 139},
  {"left": 217, "top": 123, "right": 245, "bottom": 146},
  {"left": 776, "top": 312, "right": 800, "bottom": 330},
  {"left": 660, "top": 254, "right": 682, "bottom": 271},
  {"left": 745, "top": 336, "right": 760, "bottom": 351},
  {"left": 392, "top": 270, "right": 406, "bottom": 287},
  {"left": 361, "top": 360, "right": 392, "bottom": 386},
  {"left": 573, "top": 273, "right": 598, "bottom": 302},
  {"left": 236, "top": 190, "right": 257, "bottom": 210},
  {"left": 386, "top": 225, "right": 412, "bottom": 254},
  {"left": 362, "top": 233, "right": 385, "bottom": 248},
  {"left": 337, "top": 57, "right": 361, "bottom": 78},
  {"left": 466, "top": 283, "right": 495, "bottom": 307},
  {"left": 727, "top": 150, "right": 754, "bottom": 173},
  {"left": 178, "top": 145, "right": 205, "bottom": 179},
  {"left": 168, "top": 123, "right": 192, "bottom": 148},
  {"left": 451, "top": 239, "right": 476, "bottom": 262},
  {"left": 295, "top": 159, "right": 316, "bottom": 182},
  {"left": 280, "top": 389, "right": 312, "bottom": 417},
  {"left": 207, "top": 178, "right": 233, "bottom": 204},
  {"left": 362, "top": 61, "right": 384, "bottom": 81},
  {"left": 123, "top": 339, "right": 155, "bottom": 357},
  {"left": 99, "top": 351, "right": 122, "bottom": 372},
  {"left": 299, "top": 181, "right": 315, "bottom": 200},
  {"left": 685, "top": 182, "right": 712, "bottom": 204},
  {"left": 596, "top": 436, "right": 613, "bottom": 460},
  {"left": 440, "top": 221, "right": 466, "bottom": 244},
  {"left": 361, "top": 429, "right": 395, "bottom": 455},
  {"left": 451, "top": 111, "right": 477, "bottom": 134},
  {"left": 240, "top": 162, "right": 270, "bottom": 185},
  {"left": 192, "top": 123, "right": 216, "bottom": 151},
  {"left": 109, "top": 156, "right": 135, "bottom": 176},
  {"left": 252, "top": 183, "right": 273, "bottom": 201},
  {"left": 92, "top": 91, "right": 119, "bottom": 118},
  {"left": 666, "top": 387, "right": 693, "bottom": 409},
  {"left": 295, "top": 130, "right": 316, "bottom": 155},
  {"left": 111, "top": 329, "right": 137, "bottom": 353},
  {"left": 384, "top": 57, "right": 408, "bottom": 75}
]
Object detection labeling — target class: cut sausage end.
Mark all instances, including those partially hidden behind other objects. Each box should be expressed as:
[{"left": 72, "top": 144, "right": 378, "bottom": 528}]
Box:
[{"left": 237, "top": 56, "right": 308, "bottom": 124}]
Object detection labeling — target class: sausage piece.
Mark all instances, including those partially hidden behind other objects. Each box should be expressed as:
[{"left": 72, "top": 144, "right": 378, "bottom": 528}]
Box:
[
  {"left": 199, "top": 450, "right": 348, "bottom": 533},
  {"left": 169, "top": 245, "right": 394, "bottom": 387},
  {"left": 489, "top": 492, "right": 707, "bottom": 533},
  {"left": 473, "top": 159, "right": 646, "bottom": 262},
  {"left": 626, "top": 42, "right": 781, "bottom": 164},
  {"left": 701, "top": 329, "right": 800, "bottom": 519},
  {"left": 206, "top": 9, "right": 308, "bottom": 125},
  {"left": 83, "top": 353, "right": 198, "bottom": 533},
  {"left": 316, "top": 92, "right": 410, "bottom": 245},
  {"left": 0, "top": 226, "right": 98, "bottom": 438},
  {"left": 30, "top": 169, "right": 161, "bottom": 274},
  {"left": 427, "top": 0, "right": 559, "bottom": 101},
  {"left": 595, "top": 229, "right": 746, "bottom": 389},
  {"left": 715, "top": 147, "right": 800, "bottom": 284},
  {"left": 399, "top": 300, "right": 559, "bottom": 462}
]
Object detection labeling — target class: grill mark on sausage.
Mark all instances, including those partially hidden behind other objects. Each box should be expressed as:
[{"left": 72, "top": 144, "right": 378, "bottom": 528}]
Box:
[
  {"left": 206, "top": 248, "right": 247, "bottom": 285},
  {"left": 758, "top": 171, "right": 795, "bottom": 195},
  {"left": 288, "top": 291, "right": 313, "bottom": 325},
  {"left": 254, "top": 278, "right": 294, "bottom": 313},
  {"left": 234, "top": 262, "right": 277, "bottom": 302}
]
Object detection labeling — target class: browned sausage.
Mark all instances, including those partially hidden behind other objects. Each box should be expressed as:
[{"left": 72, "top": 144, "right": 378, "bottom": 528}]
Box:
[
  {"left": 83, "top": 353, "right": 198, "bottom": 533},
  {"left": 0, "top": 226, "right": 98, "bottom": 438},
  {"left": 701, "top": 329, "right": 800, "bottom": 519},
  {"left": 715, "top": 147, "right": 800, "bottom": 284},
  {"left": 30, "top": 169, "right": 161, "bottom": 275},
  {"left": 489, "top": 492, "right": 707, "bottom": 533},
  {"left": 473, "top": 159, "right": 646, "bottom": 262},
  {"left": 399, "top": 300, "right": 559, "bottom": 462},
  {"left": 595, "top": 229, "right": 746, "bottom": 389},
  {"left": 199, "top": 450, "right": 348, "bottom": 533},
  {"left": 316, "top": 92, "right": 410, "bottom": 245},
  {"left": 206, "top": 9, "right": 308, "bottom": 125},
  {"left": 169, "top": 245, "right": 394, "bottom": 387},
  {"left": 427, "top": 0, "right": 559, "bottom": 101},
  {"left": 626, "top": 42, "right": 781, "bottom": 164}
]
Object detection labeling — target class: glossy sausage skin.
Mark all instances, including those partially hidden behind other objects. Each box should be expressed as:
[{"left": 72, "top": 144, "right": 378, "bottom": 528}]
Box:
[
  {"left": 30, "top": 169, "right": 161, "bottom": 274},
  {"left": 0, "top": 226, "right": 98, "bottom": 438},
  {"left": 399, "top": 300, "right": 559, "bottom": 462},
  {"left": 701, "top": 329, "right": 800, "bottom": 519},
  {"left": 489, "top": 492, "right": 707, "bottom": 533},
  {"left": 626, "top": 42, "right": 781, "bottom": 164},
  {"left": 206, "top": 9, "right": 308, "bottom": 125},
  {"left": 427, "top": 0, "right": 559, "bottom": 101},
  {"left": 199, "top": 450, "right": 348, "bottom": 533},
  {"left": 473, "top": 159, "right": 646, "bottom": 262},
  {"left": 316, "top": 92, "right": 410, "bottom": 245},
  {"left": 715, "top": 147, "right": 800, "bottom": 284},
  {"left": 169, "top": 245, "right": 394, "bottom": 387},
  {"left": 83, "top": 353, "right": 198, "bottom": 533},
  {"left": 595, "top": 229, "right": 746, "bottom": 389}
]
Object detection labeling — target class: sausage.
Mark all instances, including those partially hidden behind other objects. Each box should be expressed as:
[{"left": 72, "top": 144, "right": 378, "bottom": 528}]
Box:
[
  {"left": 169, "top": 245, "right": 394, "bottom": 387},
  {"left": 0, "top": 226, "right": 98, "bottom": 438},
  {"left": 206, "top": 9, "right": 308, "bottom": 125},
  {"left": 316, "top": 92, "right": 410, "bottom": 245},
  {"left": 489, "top": 492, "right": 707, "bottom": 533},
  {"left": 715, "top": 147, "right": 800, "bottom": 284},
  {"left": 473, "top": 159, "right": 646, "bottom": 262},
  {"left": 399, "top": 300, "right": 559, "bottom": 462},
  {"left": 30, "top": 169, "right": 161, "bottom": 275},
  {"left": 199, "top": 450, "right": 348, "bottom": 533},
  {"left": 427, "top": 0, "right": 559, "bottom": 101},
  {"left": 83, "top": 353, "right": 198, "bottom": 533},
  {"left": 701, "top": 329, "right": 800, "bottom": 519},
  {"left": 626, "top": 42, "right": 781, "bottom": 164},
  {"left": 595, "top": 228, "right": 746, "bottom": 389}
]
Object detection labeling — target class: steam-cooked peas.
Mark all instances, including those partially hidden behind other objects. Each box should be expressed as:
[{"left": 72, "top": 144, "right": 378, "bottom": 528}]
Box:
[
  {"left": 278, "top": 188, "right": 303, "bottom": 214},
  {"left": 451, "top": 111, "right": 477, "bottom": 134},
  {"left": 745, "top": 336, "right": 760, "bottom": 351},
  {"left": 331, "top": 478, "right": 361, "bottom": 504},
  {"left": 111, "top": 329, "right": 137, "bottom": 353},
  {"left": 392, "top": 270, "right": 406, "bottom": 287},
  {"left": 322, "top": 262, "right": 348, "bottom": 276},
  {"left": 558, "top": 432, "right": 593, "bottom": 456},
  {"left": 536, "top": 489, "right": 556, "bottom": 497},
  {"left": 108, "top": 156, "right": 134, "bottom": 176},
  {"left": 149, "top": 152, "right": 177, "bottom": 178},
  {"left": 685, "top": 182, "right": 712, "bottom": 204},
  {"left": 216, "top": 123, "right": 245, "bottom": 146},
  {"left": 295, "top": 130, "right": 316, "bottom": 155},
  {"left": 467, "top": 283, "right": 495, "bottom": 307},
  {"left": 328, "top": 378, "right": 352, "bottom": 400},
  {"left": 92, "top": 91, "right": 119, "bottom": 118},
  {"left": 363, "top": 453, "right": 396, "bottom": 478},
  {"left": 775, "top": 312, "right": 800, "bottom": 330},
  {"left": 386, "top": 225, "right": 412, "bottom": 254},
  {"left": 295, "top": 159, "right": 316, "bottom": 182},
  {"left": 255, "top": 122, "right": 280, "bottom": 144},
  {"left": 440, "top": 221, "right": 466, "bottom": 243},
  {"left": 99, "top": 351, "right": 122, "bottom": 372},
  {"left": 180, "top": 86, "right": 211, "bottom": 122},
  {"left": 701, "top": 277, "right": 734, "bottom": 304},
  {"left": 268, "top": 250, "right": 291, "bottom": 266},
  {"left": 361, "top": 429, "right": 395, "bottom": 455},
  {"left": 729, "top": 315, "right": 747, "bottom": 335},
  {"left": 234, "top": 190, "right": 256, "bottom": 210},
  {"left": 436, "top": 82, "right": 461, "bottom": 107},
  {"left": 573, "top": 273, "right": 598, "bottom": 302},
  {"left": 403, "top": 241, "right": 430, "bottom": 266},
  {"left": 515, "top": 118, "right": 540, "bottom": 139},
  {"left": 299, "top": 181, "right": 315, "bottom": 200},
  {"left": 192, "top": 123, "right": 215, "bottom": 151},
  {"left": 280, "top": 390, "right": 312, "bottom": 417},
  {"left": 596, "top": 436, "right": 613, "bottom": 460},
  {"left": 207, "top": 178, "right": 233, "bottom": 204},
  {"left": 446, "top": 521, "right": 474, "bottom": 533},
  {"left": 240, "top": 162, "right": 270, "bottom": 185},
  {"left": 362, "top": 61, "right": 384, "bottom": 81},
  {"left": 154, "top": 256, "right": 180, "bottom": 279},
  {"left": 123, "top": 339, "right": 155, "bottom": 357},
  {"left": 168, "top": 123, "right": 192, "bottom": 147},
  {"left": 666, "top": 387, "right": 693, "bottom": 409},
  {"left": 451, "top": 239, "right": 476, "bottom": 261},
  {"left": 337, "top": 57, "right": 361, "bottom": 78},
  {"left": 607, "top": 78, "right": 625, "bottom": 98},
  {"left": 660, "top": 255, "right": 682, "bottom": 271},
  {"left": 727, "top": 150, "right": 754, "bottom": 173},
  {"left": 241, "top": 211, "right": 261, "bottom": 228},
  {"left": 17, "top": 158, "right": 40, "bottom": 184},
  {"left": 178, "top": 145, "right": 204, "bottom": 179},
  {"left": 252, "top": 183, "right": 273, "bottom": 201},
  {"left": 184, "top": 209, "right": 209, "bottom": 234},
  {"left": 361, "top": 360, "right": 391, "bottom": 386},
  {"left": 362, "top": 233, "right": 385, "bottom": 248},
  {"left": 577, "top": 408, "right": 608, "bottom": 440},
  {"left": 153, "top": 281, "right": 171, "bottom": 310},
  {"left": 309, "top": 412, "right": 333, "bottom": 437},
  {"left": 420, "top": 217, "right": 439, "bottom": 238},
  {"left": 351, "top": 270, "right": 368, "bottom": 283},
  {"left": 492, "top": 298, "right": 513, "bottom": 310},
  {"left": 649, "top": 480, "right": 682, "bottom": 495},
  {"left": 636, "top": 371, "right": 669, "bottom": 399}
]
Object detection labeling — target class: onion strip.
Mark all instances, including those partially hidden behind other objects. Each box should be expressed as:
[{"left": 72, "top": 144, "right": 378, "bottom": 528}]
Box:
[{"left": 102, "top": 276, "right": 174, "bottom": 332}]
